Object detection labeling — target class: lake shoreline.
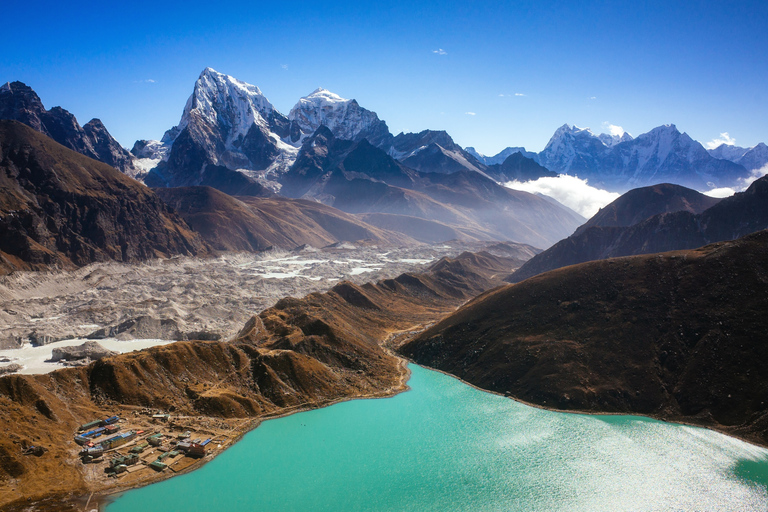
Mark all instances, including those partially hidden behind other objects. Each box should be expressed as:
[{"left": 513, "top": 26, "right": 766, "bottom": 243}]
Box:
[
  {"left": 402, "top": 358, "right": 768, "bottom": 451},
  {"left": 88, "top": 357, "right": 413, "bottom": 512},
  {"left": 100, "top": 363, "right": 768, "bottom": 512}
]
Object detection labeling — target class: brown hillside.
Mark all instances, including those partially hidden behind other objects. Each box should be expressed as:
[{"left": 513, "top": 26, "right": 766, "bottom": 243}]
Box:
[
  {"left": 572, "top": 183, "right": 721, "bottom": 237},
  {"left": 510, "top": 176, "right": 768, "bottom": 283},
  {"left": 402, "top": 230, "right": 768, "bottom": 446},
  {"left": 154, "top": 186, "right": 416, "bottom": 251},
  {"left": 0, "top": 250, "right": 519, "bottom": 508},
  {"left": 356, "top": 212, "right": 499, "bottom": 243},
  {"left": 0, "top": 120, "right": 208, "bottom": 274}
]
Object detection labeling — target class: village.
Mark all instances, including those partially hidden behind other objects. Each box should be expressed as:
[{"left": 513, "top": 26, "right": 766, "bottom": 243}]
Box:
[{"left": 69, "top": 409, "right": 253, "bottom": 487}]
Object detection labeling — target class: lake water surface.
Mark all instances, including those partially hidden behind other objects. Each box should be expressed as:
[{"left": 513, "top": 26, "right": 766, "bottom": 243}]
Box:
[{"left": 108, "top": 365, "right": 768, "bottom": 511}]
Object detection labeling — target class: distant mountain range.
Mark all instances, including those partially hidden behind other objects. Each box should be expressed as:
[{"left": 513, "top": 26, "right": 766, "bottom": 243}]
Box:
[
  {"left": 2, "top": 68, "right": 767, "bottom": 256},
  {"left": 707, "top": 141, "right": 768, "bottom": 172},
  {"left": 4, "top": 71, "right": 768, "bottom": 197},
  {"left": 533, "top": 124, "right": 751, "bottom": 192},
  {"left": 0, "top": 71, "right": 585, "bottom": 249},
  {"left": 278, "top": 126, "right": 583, "bottom": 247}
]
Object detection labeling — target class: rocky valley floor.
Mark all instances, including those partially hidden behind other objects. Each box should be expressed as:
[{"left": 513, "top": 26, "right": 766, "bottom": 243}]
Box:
[
  {"left": 0, "top": 243, "right": 523, "bottom": 509},
  {"left": 0, "top": 241, "right": 506, "bottom": 367}
]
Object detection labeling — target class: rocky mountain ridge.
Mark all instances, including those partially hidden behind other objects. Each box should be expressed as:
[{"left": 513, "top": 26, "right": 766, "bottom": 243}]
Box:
[
  {"left": 708, "top": 142, "right": 768, "bottom": 172},
  {"left": 533, "top": 123, "right": 747, "bottom": 192},
  {"left": 278, "top": 127, "right": 585, "bottom": 247},
  {"left": 5, "top": 73, "right": 765, "bottom": 196},
  {"left": 0, "top": 81, "right": 137, "bottom": 175}
]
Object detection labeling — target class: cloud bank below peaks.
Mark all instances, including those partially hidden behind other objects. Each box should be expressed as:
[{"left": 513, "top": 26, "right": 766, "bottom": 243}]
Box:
[
  {"left": 504, "top": 175, "right": 620, "bottom": 218},
  {"left": 704, "top": 163, "right": 768, "bottom": 198}
]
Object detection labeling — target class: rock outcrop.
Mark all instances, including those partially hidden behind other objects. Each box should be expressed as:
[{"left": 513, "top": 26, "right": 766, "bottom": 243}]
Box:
[{"left": 50, "top": 341, "right": 117, "bottom": 362}]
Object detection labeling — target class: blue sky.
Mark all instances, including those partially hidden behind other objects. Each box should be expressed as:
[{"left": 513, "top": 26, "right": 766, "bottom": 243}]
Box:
[{"left": 2, "top": 0, "right": 766, "bottom": 154}]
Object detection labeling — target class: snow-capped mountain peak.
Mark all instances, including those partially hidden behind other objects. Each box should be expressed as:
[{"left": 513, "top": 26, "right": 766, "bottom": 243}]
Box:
[
  {"left": 288, "top": 88, "right": 391, "bottom": 146},
  {"left": 598, "top": 131, "right": 634, "bottom": 147},
  {"left": 133, "top": 68, "right": 298, "bottom": 189},
  {"left": 171, "top": 67, "right": 277, "bottom": 147},
  {"left": 465, "top": 146, "right": 536, "bottom": 165},
  {"left": 303, "top": 87, "right": 349, "bottom": 106},
  {"left": 708, "top": 141, "right": 768, "bottom": 171}
]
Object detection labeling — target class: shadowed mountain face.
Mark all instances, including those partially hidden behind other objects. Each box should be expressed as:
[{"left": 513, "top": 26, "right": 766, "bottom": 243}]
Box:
[
  {"left": 484, "top": 152, "right": 557, "bottom": 183},
  {"left": 573, "top": 183, "right": 721, "bottom": 236},
  {"left": 402, "top": 230, "right": 768, "bottom": 445},
  {"left": 153, "top": 186, "right": 417, "bottom": 251},
  {"left": 392, "top": 130, "right": 490, "bottom": 177},
  {"left": 0, "top": 82, "right": 137, "bottom": 175},
  {"left": 280, "top": 129, "right": 584, "bottom": 247},
  {"left": 510, "top": 178, "right": 767, "bottom": 282},
  {"left": 0, "top": 121, "right": 208, "bottom": 273}
]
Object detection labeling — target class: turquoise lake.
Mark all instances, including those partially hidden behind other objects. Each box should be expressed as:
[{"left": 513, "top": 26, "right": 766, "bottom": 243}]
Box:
[{"left": 108, "top": 365, "right": 768, "bottom": 511}]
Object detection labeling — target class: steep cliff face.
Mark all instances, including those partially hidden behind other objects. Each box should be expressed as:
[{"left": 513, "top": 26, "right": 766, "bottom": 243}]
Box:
[
  {"left": 402, "top": 230, "right": 768, "bottom": 445},
  {"left": 142, "top": 68, "right": 297, "bottom": 192},
  {"left": 0, "top": 81, "right": 137, "bottom": 175},
  {"left": 0, "top": 120, "right": 209, "bottom": 274}
]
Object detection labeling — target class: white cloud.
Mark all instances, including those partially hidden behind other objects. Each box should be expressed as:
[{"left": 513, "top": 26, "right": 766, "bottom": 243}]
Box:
[
  {"left": 504, "top": 174, "right": 620, "bottom": 218},
  {"left": 499, "top": 94, "right": 506, "bottom": 97},
  {"left": 515, "top": 93, "right": 525, "bottom": 97},
  {"left": 703, "top": 187, "right": 736, "bottom": 198},
  {"left": 134, "top": 79, "right": 156, "bottom": 84},
  {"left": 433, "top": 48, "right": 447, "bottom": 55},
  {"left": 465, "top": 112, "right": 476, "bottom": 116},
  {"left": 705, "top": 132, "right": 736, "bottom": 150},
  {"left": 602, "top": 122, "right": 625, "bottom": 136},
  {"left": 590, "top": 96, "right": 597, "bottom": 100},
  {"left": 281, "top": 64, "right": 289, "bottom": 70},
  {"left": 702, "top": 163, "right": 768, "bottom": 198}
]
